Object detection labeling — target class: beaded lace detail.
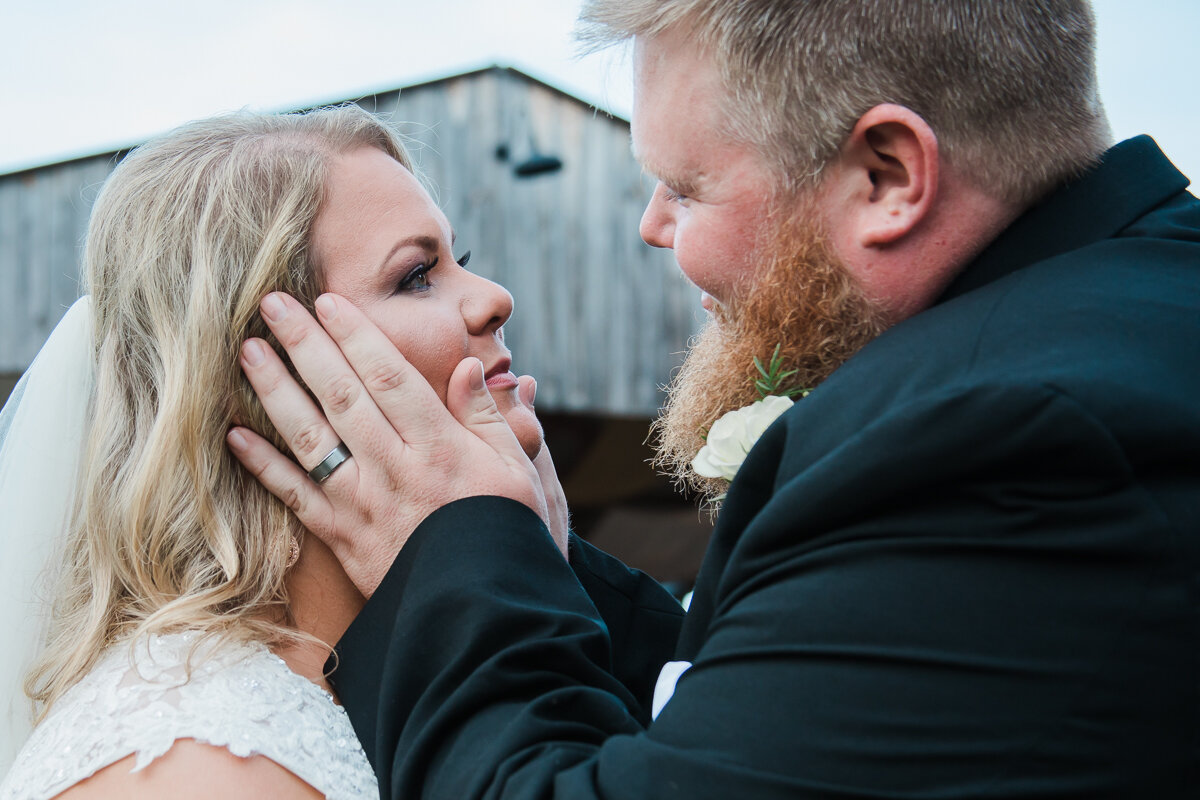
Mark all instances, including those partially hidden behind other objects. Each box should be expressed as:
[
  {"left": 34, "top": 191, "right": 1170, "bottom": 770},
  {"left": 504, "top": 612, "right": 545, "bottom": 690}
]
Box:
[{"left": 0, "top": 632, "right": 377, "bottom": 799}]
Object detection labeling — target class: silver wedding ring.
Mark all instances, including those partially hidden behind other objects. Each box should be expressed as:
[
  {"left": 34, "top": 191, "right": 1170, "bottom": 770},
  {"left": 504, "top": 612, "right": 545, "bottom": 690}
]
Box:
[{"left": 308, "top": 443, "right": 351, "bottom": 484}]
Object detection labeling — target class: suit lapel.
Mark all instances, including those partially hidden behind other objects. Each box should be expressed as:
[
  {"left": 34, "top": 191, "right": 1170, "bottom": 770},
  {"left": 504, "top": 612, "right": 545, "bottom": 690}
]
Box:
[{"left": 675, "top": 423, "right": 789, "bottom": 658}]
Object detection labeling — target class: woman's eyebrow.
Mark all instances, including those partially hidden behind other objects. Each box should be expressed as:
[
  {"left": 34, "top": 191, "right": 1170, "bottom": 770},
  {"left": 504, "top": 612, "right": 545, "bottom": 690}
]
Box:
[{"left": 378, "top": 235, "right": 440, "bottom": 271}]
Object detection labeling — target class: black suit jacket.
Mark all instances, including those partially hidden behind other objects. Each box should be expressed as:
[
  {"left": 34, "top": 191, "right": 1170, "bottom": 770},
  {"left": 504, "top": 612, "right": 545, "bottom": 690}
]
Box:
[{"left": 332, "top": 136, "right": 1200, "bottom": 798}]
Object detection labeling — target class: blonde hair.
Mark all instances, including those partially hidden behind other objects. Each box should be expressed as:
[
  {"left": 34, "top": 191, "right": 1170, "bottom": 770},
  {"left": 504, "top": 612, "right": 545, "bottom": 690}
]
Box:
[
  {"left": 580, "top": 0, "right": 1111, "bottom": 205},
  {"left": 26, "top": 106, "right": 413, "bottom": 716}
]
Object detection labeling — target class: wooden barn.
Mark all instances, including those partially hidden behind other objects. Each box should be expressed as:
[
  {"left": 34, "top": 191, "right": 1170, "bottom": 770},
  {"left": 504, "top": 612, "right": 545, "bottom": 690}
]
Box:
[{"left": 0, "top": 66, "right": 712, "bottom": 589}]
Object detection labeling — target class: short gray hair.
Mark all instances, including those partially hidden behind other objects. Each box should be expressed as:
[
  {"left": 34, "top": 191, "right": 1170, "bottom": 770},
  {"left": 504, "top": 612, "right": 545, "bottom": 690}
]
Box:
[{"left": 580, "top": 0, "right": 1111, "bottom": 205}]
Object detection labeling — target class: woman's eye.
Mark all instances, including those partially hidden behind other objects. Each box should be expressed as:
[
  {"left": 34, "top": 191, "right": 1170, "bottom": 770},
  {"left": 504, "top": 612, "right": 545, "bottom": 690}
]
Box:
[
  {"left": 407, "top": 268, "right": 431, "bottom": 290},
  {"left": 456, "top": 250, "right": 471, "bottom": 268},
  {"left": 397, "top": 256, "right": 438, "bottom": 294}
]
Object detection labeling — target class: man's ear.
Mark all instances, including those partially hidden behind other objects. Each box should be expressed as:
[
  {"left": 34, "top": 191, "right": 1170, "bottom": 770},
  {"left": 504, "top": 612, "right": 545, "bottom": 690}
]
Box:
[{"left": 829, "top": 104, "right": 939, "bottom": 248}]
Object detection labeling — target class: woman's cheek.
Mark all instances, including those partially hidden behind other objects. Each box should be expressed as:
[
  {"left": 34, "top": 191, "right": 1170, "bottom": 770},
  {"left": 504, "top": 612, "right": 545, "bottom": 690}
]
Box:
[{"left": 398, "top": 337, "right": 457, "bottom": 404}]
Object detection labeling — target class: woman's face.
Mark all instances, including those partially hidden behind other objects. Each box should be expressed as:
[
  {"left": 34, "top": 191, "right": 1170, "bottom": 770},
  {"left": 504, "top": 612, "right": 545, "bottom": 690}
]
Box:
[{"left": 311, "top": 146, "right": 541, "bottom": 457}]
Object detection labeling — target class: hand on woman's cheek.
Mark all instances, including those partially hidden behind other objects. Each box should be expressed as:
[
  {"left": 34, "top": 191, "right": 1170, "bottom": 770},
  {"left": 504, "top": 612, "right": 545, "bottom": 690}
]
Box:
[
  {"left": 497, "top": 391, "right": 543, "bottom": 461},
  {"left": 511, "top": 376, "right": 568, "bottom": 558}
]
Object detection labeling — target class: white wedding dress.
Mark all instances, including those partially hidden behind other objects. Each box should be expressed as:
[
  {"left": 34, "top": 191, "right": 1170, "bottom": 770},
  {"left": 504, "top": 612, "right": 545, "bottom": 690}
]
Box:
[{"left": 0, "top": 631, "right": 377, "bottom": 799}]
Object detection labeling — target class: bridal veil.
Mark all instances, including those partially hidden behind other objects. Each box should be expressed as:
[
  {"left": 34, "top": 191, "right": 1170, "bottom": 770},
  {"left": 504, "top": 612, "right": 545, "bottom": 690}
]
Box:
[{"left": 0, "top": 297, "right": 93, "bottom": 775}]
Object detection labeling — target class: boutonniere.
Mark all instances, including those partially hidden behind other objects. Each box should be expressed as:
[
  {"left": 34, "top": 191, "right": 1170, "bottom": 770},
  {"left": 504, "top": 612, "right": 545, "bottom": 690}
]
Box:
[{"left": 691, "top": 345, "right": 809, "bottom": 483}]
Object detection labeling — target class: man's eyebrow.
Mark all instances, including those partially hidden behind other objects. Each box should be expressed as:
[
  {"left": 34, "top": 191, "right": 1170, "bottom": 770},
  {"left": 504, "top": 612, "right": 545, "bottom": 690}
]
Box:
[
  {"left": 635, "top": 152, "right": 700, "bottom": 196},
  {"left": 661, "top": 172, "right": 700, "bottom": 196}
]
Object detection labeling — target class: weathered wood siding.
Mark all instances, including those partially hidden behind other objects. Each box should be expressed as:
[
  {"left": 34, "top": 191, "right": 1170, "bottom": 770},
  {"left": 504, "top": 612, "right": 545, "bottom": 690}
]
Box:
[
  {"left": 0, "top": 155, "right": 114, "bottom": 374},
  {"left": 0, "top": 68, "right": 701, "bottom": 414}
]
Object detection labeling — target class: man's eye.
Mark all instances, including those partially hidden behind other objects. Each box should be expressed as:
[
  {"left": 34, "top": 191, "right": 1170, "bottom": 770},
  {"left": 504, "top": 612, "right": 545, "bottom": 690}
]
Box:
[{"left": 663, "top": 185, "right": 688, "bottom": 203}]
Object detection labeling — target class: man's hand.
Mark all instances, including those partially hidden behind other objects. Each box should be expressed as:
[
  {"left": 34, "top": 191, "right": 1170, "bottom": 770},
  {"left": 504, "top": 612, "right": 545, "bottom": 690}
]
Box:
[
  {"left": 226, "top": 292, "right": 548, "bottom": 597},
  {"left": 517, "top": 375, "right": 569, "bottom": 557}
]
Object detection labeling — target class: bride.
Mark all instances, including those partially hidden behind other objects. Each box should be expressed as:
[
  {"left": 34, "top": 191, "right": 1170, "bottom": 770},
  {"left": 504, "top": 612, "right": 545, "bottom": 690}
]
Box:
[{"left": 0, "top": 105, "right": 553, "bottom": 798}]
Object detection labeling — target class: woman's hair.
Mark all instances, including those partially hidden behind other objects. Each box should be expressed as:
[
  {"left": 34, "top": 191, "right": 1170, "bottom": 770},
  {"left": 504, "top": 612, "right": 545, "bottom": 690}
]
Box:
[
  {"left": 26, "top": 105, "right": 413, "bottom": 716},
  {"left": 580, "top": 0, "right": 1111, "bottom": 206}
]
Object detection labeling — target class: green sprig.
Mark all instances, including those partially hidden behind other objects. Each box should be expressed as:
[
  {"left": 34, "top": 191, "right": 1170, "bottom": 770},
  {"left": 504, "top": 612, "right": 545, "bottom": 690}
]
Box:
[{"left": 753, "top": 344, "right": 810, "bottom": 400}]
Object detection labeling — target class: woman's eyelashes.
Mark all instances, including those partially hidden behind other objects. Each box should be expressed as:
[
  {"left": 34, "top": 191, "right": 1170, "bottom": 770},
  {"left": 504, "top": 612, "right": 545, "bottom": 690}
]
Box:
[
  {"left": 394, "top": 251, "right": 472, "bottom": 294},
  {"left": 396, "top": 256, "right": 438, "bottom": 293}
]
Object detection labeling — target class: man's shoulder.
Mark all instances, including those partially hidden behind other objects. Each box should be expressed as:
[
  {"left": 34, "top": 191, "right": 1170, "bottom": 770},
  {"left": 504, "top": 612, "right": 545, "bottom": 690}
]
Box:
[
  {"left": 846, "top": 213, "right": 1200, "bottom": 389},
  {"left": 912, "top": 149, "right": 1200, "bottom": 370},
  {"left": 756, "top": 219, "right": 1200, "bottom": 487}
]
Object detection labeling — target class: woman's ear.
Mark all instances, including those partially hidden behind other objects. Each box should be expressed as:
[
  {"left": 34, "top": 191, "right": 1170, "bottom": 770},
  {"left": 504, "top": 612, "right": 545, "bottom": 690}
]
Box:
[{"left": 825, "top": 104, "right": 940, "bottom": 248}]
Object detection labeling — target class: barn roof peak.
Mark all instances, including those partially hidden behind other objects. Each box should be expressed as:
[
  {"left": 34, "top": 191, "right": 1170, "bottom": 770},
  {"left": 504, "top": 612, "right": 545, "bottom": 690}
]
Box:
[{"left": 1, "top": 65, "right": 628, "bottom": 179}]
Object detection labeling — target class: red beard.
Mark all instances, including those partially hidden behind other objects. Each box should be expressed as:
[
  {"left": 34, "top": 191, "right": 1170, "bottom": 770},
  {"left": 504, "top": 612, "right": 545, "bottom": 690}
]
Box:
[{"left": 651, "top": 215, "right": 886, "bottom": 505}]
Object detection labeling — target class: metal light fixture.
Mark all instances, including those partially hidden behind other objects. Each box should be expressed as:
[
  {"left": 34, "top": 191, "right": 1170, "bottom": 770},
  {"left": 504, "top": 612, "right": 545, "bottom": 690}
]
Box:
[{"left": 496, "top": 136, "right": 563, "bottom": 179}]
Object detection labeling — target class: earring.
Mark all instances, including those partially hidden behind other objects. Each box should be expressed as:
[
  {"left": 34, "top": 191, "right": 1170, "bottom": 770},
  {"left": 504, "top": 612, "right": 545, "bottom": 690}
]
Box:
[{"left": 286, "top": 532, "right": 301, "bottom": 569}]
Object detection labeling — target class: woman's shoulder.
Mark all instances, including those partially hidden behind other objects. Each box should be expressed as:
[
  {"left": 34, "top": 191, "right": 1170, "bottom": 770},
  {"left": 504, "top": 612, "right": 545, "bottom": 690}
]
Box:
[
  {"left": 1, "top": 632, "right": 376, "bottom": 800},
  {"left": 51, "top": 740, "right": 324, "bottom": 800}
]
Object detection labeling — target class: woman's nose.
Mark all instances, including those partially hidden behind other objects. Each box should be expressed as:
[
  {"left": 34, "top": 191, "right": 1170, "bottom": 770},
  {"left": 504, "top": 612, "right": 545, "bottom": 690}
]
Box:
[
  {"left": 463, "top": 271, "right": 514, "bottom": 335},
  {"left": 639, "top": 183, "right": 676, "bottom": 249}
]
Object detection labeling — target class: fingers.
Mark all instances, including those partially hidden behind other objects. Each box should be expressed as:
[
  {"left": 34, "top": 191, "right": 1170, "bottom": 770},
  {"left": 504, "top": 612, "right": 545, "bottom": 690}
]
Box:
[
  {"left": 226, "top": 426, "right": 334, "bottom": 535},
  {"left": 531, "top": 444, "right": 569, "bottom": 558},
  {"left": 515, "top": 374, "right": 568, "bottom": 558},
  {"left": 444, "top": 358, "right": 532, "bottom": 469},
  {"left": 256, "top": 292, "right": 418, "bottom": 465},
  {"left": 239, "top": 337, "right": 346, "bottom": 474},
  {"left": 518, "top": 374, "right": 537, "bottom": 409},
  {"left": 310, "top": 294, "right": 457, "bottom": 444}
]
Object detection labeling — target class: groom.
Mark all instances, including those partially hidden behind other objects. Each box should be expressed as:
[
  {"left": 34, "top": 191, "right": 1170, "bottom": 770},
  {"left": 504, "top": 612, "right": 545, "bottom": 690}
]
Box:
[{"left": 232, "top": 0, "right": 1200, "bottom": 796}]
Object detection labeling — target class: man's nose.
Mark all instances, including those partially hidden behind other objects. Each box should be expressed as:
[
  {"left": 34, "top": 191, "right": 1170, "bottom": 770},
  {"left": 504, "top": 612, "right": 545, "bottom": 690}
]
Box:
[{"left": 639, "top": 184, "right": 675, "bottom": 249}]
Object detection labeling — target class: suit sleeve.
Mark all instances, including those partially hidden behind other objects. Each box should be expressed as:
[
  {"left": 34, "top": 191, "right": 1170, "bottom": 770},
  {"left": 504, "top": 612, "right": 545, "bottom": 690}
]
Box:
[
  {"left": 565, "top": 533, "right": 685, "bottom": 722},
  {"left": 331, "top": 383, "right": 1194, "bottom": 799},
  {"left": 331, "top": 498, "right": 681, "bottom": 799}
]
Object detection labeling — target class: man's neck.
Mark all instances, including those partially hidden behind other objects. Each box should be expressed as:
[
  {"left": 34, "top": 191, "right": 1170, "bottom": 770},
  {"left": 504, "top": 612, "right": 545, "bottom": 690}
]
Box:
[{"left": 826, "top": 167, "right": 1026, "bottom": 327}]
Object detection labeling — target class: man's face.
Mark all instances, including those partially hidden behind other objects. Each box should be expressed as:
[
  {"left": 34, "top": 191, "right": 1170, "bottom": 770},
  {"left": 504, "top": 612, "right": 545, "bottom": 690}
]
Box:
[
  {"left": 633, "top": 33, "right": 888, "bottom": 502},
  {"left": 649, "top": 209, "right": 886, "bottom": 504},
  {"left": 632, "top": 31, "right": 780, "bottom": 314}
]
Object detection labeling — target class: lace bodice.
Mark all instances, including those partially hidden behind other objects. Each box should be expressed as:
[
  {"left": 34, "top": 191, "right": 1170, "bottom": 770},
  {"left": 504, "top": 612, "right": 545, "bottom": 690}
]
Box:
[{"left": 0, "top": 632, "right": 377, "bottom": 799}]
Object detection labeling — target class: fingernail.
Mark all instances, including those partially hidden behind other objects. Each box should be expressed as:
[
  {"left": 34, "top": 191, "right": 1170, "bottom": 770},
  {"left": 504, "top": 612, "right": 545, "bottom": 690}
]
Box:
[
  {"left": 261, "top": 293, "right": 287, "bottom": 322},
  {"left": 315, "top": 294, "right": 337, "bottom": 321},
  {"left": 227, "top": 429, "right": 248, "bottom": 451},
  {"left": 242, "top": 339, "right": 265, "bottom": 366},
  {"left": 518, "top": 379, "right": 537, "bottom": 410},
  {"left": 469, "top": 358, "right": 485, "bottom": 391}
]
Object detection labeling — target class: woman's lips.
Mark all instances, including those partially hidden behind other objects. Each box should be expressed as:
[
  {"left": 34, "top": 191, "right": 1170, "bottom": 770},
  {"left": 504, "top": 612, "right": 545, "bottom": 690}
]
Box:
[
  {"left": 486, "top": 371, "right": 519, "bottom": 390},
  {"left": 484, "top": 357, "right": 518, "bottom": 390}
]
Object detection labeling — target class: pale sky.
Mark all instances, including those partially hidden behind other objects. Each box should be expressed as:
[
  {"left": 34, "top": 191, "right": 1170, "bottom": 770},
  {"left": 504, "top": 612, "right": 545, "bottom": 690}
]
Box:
[{"left": 1, "top": 0, "right": 1198, "bottom": 182}]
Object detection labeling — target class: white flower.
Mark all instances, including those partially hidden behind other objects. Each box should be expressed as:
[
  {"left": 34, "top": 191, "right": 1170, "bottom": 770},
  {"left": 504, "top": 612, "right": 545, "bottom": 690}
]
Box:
[{"left": 691, "top": 395, "right": 794, "bottom": 481}]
